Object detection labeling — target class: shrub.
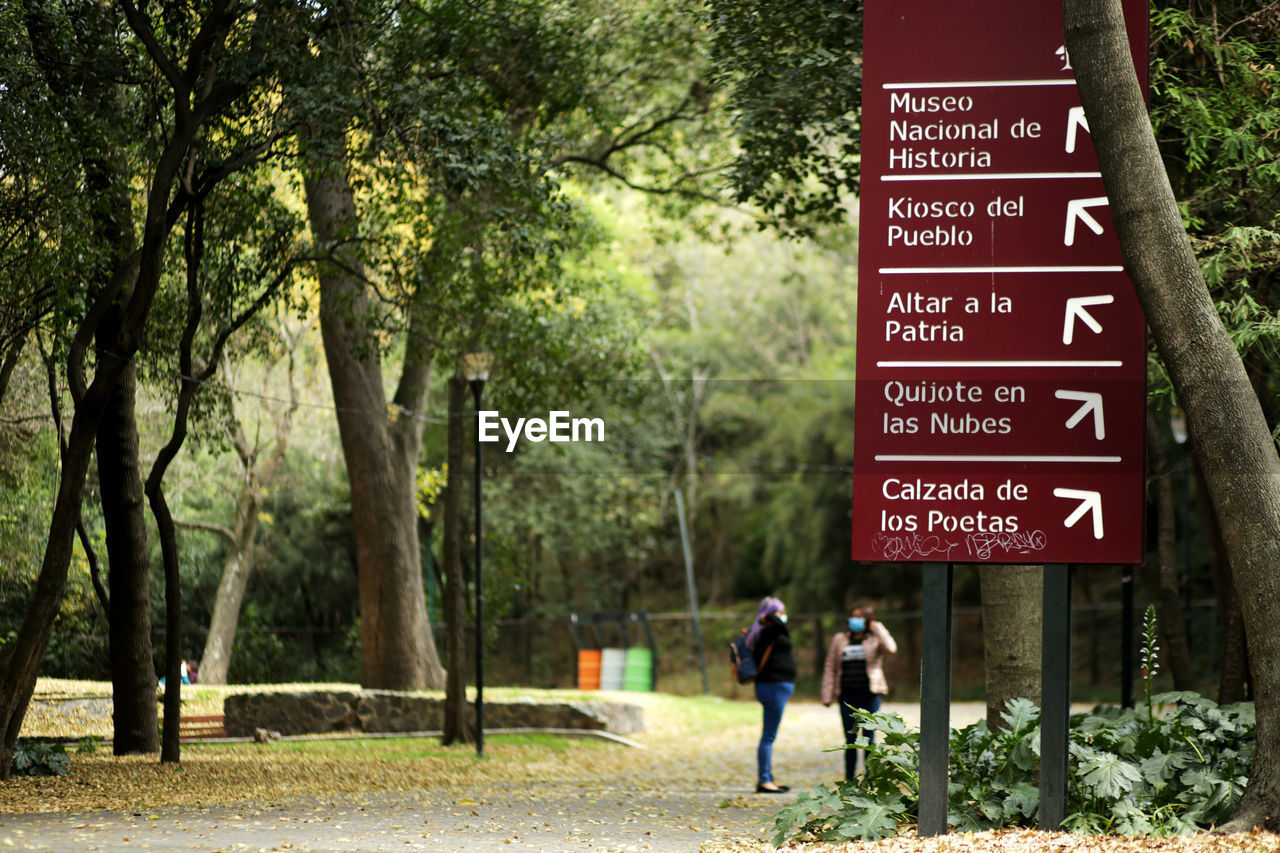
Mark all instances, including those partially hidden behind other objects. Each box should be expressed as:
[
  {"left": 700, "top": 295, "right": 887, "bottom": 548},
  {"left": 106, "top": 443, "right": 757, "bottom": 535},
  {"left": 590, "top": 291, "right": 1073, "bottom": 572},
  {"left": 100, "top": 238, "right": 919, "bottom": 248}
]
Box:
[
  {"left": 769, "top": 694, "right": 1255, "bottom": 844},
  {"left": 11, "top": 739, "right": 71, "bottom": 777}
]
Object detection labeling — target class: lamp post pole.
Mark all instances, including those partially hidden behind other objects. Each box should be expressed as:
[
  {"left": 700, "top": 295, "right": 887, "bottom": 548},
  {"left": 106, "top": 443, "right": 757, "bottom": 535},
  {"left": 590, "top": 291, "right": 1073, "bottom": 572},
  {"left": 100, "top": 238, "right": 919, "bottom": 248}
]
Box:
[
  {"left": 470, "top": 375, "right": 485, "bottom": 757},
  {"left": 462, "top": 352, "right": 492, "bottom": 758}
]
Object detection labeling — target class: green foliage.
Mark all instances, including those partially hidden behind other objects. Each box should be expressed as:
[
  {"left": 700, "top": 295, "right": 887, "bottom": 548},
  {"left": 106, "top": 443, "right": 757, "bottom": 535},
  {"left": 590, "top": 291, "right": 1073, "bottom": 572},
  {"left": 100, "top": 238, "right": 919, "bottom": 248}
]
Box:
[
  {"left": 416, "top": 465, "right": 448, "bottom": 523},
  {"left": 769, "top": 694, "right": 1256, "bottom": 844},
  {"left": 1149, "top": 1, "right": 1280, "bottom": 402},
  {"left": 11, "top": 739, "right": 70, "bottom": 777},
  {"left": 75, "top": 735, "right": 103, "bottom": 755},
  {"left": 708, "top": 0, "right": 862, "bottom": 235},
  {"left": 170, "top": 449, "right": 360, "bottom": 684},
  {"left": 221, "top": 462, "right": 361, "bottom": 684},
  {"left": 1067, "top": 694, "right": 1254, "bottom": 833},
  {"left": 1151, "top": 3, "right": 1280, "bottom": 243}
]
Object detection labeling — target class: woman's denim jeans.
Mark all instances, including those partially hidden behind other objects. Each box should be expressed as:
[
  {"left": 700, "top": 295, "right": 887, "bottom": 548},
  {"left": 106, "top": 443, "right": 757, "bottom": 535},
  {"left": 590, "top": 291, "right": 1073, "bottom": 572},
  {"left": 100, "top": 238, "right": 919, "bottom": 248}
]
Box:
[{"left": 754, "top": 680, "right": 795, "bottom": 784}]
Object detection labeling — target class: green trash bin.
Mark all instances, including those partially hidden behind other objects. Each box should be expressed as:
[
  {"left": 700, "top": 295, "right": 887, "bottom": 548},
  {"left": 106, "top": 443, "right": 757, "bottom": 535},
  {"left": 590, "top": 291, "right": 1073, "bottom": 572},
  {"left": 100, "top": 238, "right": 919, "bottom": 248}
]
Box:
[{"left": 623, "top": 647, "right": 653, "bottom": 692}]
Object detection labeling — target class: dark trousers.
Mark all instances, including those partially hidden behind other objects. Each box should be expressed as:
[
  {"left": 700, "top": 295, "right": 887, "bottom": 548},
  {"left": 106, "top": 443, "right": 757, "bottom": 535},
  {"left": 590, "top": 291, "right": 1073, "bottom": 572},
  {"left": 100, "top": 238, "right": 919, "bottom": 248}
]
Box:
[{"left": 838, "top": 689, "right": 882, "bottom": 781}]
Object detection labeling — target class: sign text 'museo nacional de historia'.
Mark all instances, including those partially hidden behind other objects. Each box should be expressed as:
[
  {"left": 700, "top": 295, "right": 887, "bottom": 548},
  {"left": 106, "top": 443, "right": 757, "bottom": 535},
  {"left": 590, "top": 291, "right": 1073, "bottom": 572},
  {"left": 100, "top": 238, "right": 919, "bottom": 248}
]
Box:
[{"left": 852, "top": 0, "right": 1149, "bottom": 565}]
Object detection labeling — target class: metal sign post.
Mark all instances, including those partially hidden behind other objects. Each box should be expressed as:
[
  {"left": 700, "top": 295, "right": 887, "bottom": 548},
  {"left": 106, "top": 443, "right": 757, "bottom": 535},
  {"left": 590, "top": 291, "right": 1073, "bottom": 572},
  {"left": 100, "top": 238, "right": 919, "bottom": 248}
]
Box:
[
  {"left": 918, "top": 562, "right": 954, "bottom": 837},
  {"left": 1040, "top": 563, "right": 1073, "bottom": 829}
]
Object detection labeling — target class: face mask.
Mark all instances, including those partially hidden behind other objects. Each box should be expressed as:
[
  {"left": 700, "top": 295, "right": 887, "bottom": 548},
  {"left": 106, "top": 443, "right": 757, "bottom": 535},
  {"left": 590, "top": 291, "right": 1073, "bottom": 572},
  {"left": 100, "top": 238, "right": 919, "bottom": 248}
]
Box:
[
  {"left": 777, "top": 613, "right": 788, "bottom": 624},
  {"left": 848, "top": 617, "right": 866, "bottom": 633}
]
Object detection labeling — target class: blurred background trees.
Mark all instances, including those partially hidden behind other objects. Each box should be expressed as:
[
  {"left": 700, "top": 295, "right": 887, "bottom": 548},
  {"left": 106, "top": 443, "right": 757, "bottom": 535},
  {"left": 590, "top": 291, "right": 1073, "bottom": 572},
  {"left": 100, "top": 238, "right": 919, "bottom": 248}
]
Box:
[{"left": 0, "top": 0, "right": 1274, "bottom": 735}]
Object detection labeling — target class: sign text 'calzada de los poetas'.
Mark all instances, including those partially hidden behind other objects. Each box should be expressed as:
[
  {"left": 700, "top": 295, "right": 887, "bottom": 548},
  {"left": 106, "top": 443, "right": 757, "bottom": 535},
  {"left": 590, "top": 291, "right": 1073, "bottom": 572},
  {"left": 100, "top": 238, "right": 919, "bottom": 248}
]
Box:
[{"left": 852, "top": 0, "right": 1149, "bottom": 565}]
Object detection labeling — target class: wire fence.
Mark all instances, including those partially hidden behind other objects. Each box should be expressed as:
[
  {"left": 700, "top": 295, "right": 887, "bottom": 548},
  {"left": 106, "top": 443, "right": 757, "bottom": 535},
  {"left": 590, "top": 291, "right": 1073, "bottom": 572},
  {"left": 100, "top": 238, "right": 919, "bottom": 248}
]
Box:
[
  {"left": 481, "top": 599, "right": 1228, "bottom": 703},
  {"left": 43, "top": 599, "right": 1227, "bottom": 700}
]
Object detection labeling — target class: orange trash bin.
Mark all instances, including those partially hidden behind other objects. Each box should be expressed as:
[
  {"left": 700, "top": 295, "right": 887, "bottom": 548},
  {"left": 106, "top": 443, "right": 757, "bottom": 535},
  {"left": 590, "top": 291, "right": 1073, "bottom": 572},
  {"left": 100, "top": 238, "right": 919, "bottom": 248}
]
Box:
[{"left": 577, "top": 649, "right": 602, "bottom": 690}]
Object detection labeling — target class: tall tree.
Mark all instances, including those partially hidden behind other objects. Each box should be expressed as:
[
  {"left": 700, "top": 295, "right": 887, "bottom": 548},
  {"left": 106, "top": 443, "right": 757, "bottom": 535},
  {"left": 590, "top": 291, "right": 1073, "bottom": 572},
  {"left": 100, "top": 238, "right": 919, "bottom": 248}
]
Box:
[
  {"left": 0, "top": 0, "right": 299, "bottom": 775},
  {"left": 301, "top": 147, "right": 445, "bottom": 689},
  {"left": 18, "top": 0, "right": 160, "bottom": 755},
  {"left": 295, "top": 0, "right": 721, "bottom": 689},
  {"left": 1063, "top": 0, "right": 1280, "bottom": 830}
]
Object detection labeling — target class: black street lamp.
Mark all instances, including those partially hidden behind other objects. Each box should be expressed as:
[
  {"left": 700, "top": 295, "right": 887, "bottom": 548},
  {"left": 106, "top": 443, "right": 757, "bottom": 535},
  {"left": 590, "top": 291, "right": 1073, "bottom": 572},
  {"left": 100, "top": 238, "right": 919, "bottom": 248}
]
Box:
[{"left": 460, "top": 351, "right": 492, "bottom": 757}]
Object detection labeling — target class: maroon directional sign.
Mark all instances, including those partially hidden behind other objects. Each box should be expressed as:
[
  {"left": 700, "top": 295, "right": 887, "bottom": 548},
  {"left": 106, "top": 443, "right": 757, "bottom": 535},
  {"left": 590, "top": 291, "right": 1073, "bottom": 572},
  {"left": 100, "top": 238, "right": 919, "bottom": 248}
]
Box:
[{"left": 852, "top": 0, "right": 1149, "bottom": 565}]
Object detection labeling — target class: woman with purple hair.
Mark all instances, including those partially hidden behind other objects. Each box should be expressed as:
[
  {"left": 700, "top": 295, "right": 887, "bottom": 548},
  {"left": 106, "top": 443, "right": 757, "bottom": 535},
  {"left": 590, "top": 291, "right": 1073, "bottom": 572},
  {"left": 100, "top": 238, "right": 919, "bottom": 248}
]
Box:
[{"left": 747, "top": 596, "right": 797, "bottom": 793}]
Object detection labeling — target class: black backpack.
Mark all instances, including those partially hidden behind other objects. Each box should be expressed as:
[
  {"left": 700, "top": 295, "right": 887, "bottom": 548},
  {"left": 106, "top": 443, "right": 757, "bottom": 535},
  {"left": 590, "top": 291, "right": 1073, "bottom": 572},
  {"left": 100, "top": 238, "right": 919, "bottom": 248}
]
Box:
[{"left": 729, "top": 630, "right": 773, "bottom": 684}]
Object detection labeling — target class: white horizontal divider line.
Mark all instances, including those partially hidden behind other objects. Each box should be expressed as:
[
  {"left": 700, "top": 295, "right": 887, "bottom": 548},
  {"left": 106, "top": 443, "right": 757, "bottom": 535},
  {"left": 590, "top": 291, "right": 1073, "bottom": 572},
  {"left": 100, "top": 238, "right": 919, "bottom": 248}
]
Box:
[
  {"left": 879, "top": 265, "right": 1124, "bottom": 274},
  {"left": 874, "top": 454, "right": 1123, "bottom": 463},
  {"left": 875, "top": 360, "right": 1124, "bottom": 368},
  {"left": 883, "top": 79, "right": 1078, "bottom": 89},
  {"left": 882, "top": 172, "right": 1101, "bottom": 182}
]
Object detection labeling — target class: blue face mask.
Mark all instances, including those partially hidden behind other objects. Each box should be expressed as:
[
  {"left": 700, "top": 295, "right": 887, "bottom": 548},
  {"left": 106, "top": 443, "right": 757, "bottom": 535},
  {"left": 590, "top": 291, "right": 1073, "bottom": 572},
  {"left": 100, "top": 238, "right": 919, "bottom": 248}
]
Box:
[
  {"left": 848, "top": 617, "right": 866, "bottom": 633},
  {"left": 777, "top": 613, "right": 788, "bottom": 624}
]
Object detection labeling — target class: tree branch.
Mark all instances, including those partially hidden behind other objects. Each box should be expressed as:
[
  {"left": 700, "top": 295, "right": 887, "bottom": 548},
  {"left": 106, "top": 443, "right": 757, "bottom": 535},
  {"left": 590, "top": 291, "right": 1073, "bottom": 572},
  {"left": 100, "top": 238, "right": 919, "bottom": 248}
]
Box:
[
  {"left": 174, "top": 517, "right": 237, "bottom": 544},
  {"left": 117, "top": 0, "right": 188, "bottom": 103},
  {"left": 76, "top": 518, "right": 109, "bottom": 620}
]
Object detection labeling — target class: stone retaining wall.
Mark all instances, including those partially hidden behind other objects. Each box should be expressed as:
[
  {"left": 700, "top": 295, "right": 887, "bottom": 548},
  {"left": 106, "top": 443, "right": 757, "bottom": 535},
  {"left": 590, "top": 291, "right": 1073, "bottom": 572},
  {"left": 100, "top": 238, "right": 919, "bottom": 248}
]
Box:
[{"left": 223, "top": 691, "right": 644, "bottom": 738}]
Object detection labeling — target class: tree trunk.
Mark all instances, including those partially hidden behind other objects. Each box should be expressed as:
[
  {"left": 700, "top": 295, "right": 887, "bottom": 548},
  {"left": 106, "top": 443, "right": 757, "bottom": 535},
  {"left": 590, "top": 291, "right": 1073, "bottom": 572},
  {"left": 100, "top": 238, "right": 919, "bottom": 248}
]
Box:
[
  {"left": 1063, "top": 0, "right": 1280, "bottom": 830},
  {"left": 302, "top": 154, "right": 445, "bottom": 691},
  {"left": 442, "top": 373, "right": 474, "bottom": 745},
  {"left": 1140, "top": 409, "right": 1195, "bottom": 690},
  {"left": 0, "top": 341, "right": 24, "bottom": 410},
  {"left": 197, "top": 490, "right": 259, "bottom": 684},
  {"left": 979, "top": 565, "right": 1042, "bottom": 730},
  {"left": 0, "top": 0, "right": 272, "bottom": 774},
  {"left": 33, "top": 0, "right": 159, "bottom": 756},
  {"left": 96, "top": 357, "right": 159, "bottom": 755},
  {"left": 197, "top": 353, "right": 295, "bottom": 685},
  {"left": 0, "top": 374, "right": 124, "bottom": 778},
  {"left": 1196, "top": 458, "right": 1251, "bottom": 703}
]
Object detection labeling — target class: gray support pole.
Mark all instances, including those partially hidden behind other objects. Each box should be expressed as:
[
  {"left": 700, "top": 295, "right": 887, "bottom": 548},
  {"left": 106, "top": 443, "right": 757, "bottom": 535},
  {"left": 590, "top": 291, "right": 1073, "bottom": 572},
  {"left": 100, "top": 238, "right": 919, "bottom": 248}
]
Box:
[
  {"left": 1121, "top": 567, "right": 1134, "bottom": 708},
  {"left": 675, "top": 490, "right": 709, "bottom": 695},
  {"left": 1040, "top": 563, "right": 1072, "bottom": 829},
  {"left": 918, "top": 561, "right": 953, "bottom": 837}
]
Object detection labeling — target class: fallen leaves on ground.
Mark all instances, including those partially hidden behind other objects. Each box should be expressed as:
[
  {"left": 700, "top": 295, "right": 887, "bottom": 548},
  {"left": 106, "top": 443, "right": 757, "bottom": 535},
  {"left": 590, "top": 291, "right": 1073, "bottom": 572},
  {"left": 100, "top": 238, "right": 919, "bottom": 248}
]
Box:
[
  {"left": 7, "top": 681, "right": 755, "bottom": 816},
  {"left": 12, "top": 683, "right": 1280, "bottom": 853}
]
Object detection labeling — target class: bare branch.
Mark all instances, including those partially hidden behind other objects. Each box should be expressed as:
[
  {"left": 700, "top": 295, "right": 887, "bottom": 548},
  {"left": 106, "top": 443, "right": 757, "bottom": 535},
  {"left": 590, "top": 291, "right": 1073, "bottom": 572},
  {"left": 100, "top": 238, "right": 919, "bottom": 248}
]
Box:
[
  {"left": 76, "top": 519, "right": 109, "bottom": 619},
  {"left": 174, "top": 517, "right": 237, "bottom": 544}
]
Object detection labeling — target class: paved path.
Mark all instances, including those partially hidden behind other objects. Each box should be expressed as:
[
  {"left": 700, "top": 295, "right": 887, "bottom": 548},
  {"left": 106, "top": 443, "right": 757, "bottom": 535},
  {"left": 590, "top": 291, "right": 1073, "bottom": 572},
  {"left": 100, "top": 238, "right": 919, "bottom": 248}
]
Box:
[{"left": 0, "top": 702, "right": 990, "bottom": 852}]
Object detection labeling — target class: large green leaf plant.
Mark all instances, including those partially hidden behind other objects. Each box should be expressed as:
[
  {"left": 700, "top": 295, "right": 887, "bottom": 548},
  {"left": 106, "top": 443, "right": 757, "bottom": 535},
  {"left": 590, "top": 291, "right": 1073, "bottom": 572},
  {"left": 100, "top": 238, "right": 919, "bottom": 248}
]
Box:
[{"left": 771, "top": 610, "right": 1255, "bottom": 844}]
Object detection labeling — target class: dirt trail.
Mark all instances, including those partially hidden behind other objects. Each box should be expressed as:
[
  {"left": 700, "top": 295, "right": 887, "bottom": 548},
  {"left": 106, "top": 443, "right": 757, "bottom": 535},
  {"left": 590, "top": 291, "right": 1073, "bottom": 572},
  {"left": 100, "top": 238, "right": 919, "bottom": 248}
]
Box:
[{"left": 0, "top": 702, "right": 986, "bottom": 852}]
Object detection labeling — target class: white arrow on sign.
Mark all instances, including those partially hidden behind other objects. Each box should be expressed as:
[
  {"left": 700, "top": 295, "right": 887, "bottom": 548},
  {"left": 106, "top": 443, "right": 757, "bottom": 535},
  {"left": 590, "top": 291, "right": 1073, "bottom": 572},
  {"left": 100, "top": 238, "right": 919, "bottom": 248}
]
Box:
[
  {"left": 1055, "top": 488, "right": 1104, "bottom": 539},
  {"left": 1062, "top": 294, "right": 1114, "bottom": 344},
  {"left": 1065, "top": 105, "right": 1089, "bottom": 153},
  {"left": 1055, "top": 390, "right": 1105, "bottom": 439},
  {"left": 1064, "top": 197, "right": 1109, "bottom": 246}
]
